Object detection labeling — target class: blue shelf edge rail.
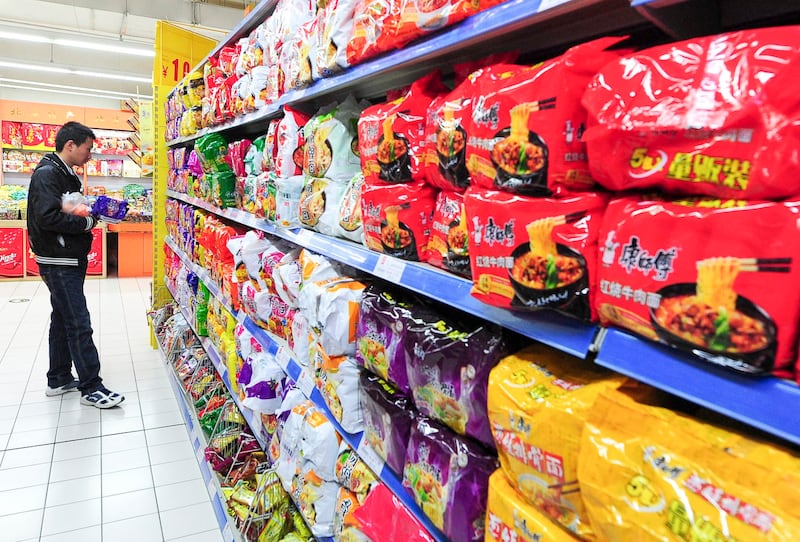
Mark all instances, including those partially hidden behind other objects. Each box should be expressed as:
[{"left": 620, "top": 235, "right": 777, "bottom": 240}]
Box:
[
  {"left": 165, "top": 235, "right": 451, "bottom": 542},
  {"left": 167, "top": 191, "right": 800, "bottom": 448},
  {"left": 166, "top": 190, "right": 599, "bottom": 359},
  {"left": 166, "top": 0, "right": 628, "bottom": 147},
  {"left": 154, "top": 326, "right": 241, "bottom": 542},
  {"left": 595, "top": 328, "right": 800, "bottom": 447},
  {"left": 163, "top": 275, "right": 335, "bottom": 542}
]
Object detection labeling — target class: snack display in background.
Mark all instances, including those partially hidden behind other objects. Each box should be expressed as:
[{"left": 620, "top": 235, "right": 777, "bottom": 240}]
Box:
[
  {"left": 583, "top": 27, "right": 800, "bottom": 200},
  {"left": 596, "top": 196, "right": 800, "bottom": 378},
  {"left": 333, "top": 487, "right": 371, "bottom": 542},
  {"left": 359, "top": 370, "right": 415, "bottom": 476},
  {"left": 361, "top": 180, "right": 436, "bottom": 261},
  {"left": 275, "top": 107, "right": 311, "bottom": 179},
  {"left": 486, "top": 470, "right": 580, "bottom": 542},
  {"left": 427, "top": 190, "right": 470, "bottom": 277},
  {"left": 303, "top": 96, "right": 365, "bottom": 183},
  {"left": 464, "top": 38, "right": 623, "bottom": 196},
  {"left": 315, "top": 0, "right": 360, "bottom": 77},
  {"left": 579, "top": 387, "right": 800, "bottom": 542},
  {"left": 337, "top": 172, "right": 365, "bottom": 243},
  {"left": 487, "top": 343, "right": 625, "bottom": 539},
  {"left": 335, "top": 441, "right": 379, "bottom": 499},
  {"left": 358, "top": 71, "right": 448, "bottom": 185},
  {"left": 465, "top": 189, "right": 607, "bottom": 321},
  {"left": 313, "top": 345, "right": 363, "bottom": 433},
  {"left": 275, "top": 175, "right": 304, "bottom": 228},
  {"left": 297, "top": 277, "right": 366, "bottom": 357},
  {"left": 403, "top": 417, "right": 498, "bottom": 542},
  {"left": 404, "top": 307, "right": 504, "bottom": 448},
  {"left": 355, "top": 285, "right": 414, "bottom": 392},
  {"left": 298, "top": 176, "right": 349, "bottom": 237},
  {"left": 354, "top": 483, "right": 435, "bottom": 542}
]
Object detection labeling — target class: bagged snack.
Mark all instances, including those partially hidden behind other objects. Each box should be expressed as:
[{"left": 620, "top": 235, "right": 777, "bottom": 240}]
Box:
[
  {"left": 335, "top": 441, "right": 379, "bottom": 498},
  {"left": 338, "top": 172, "right": 365, "bottom": 243},
  {"left": 298, "top": 277, "right": 366, "bottom": 357},
  {"left": 359, "top": 71, "right": 449, "bottom": 185},
  {"left": 427, "top": 190, "right": 470, "bottom": 277},
  {"left": 359, "top": 370, "right": 415, "bottom": 476},
  {"left": 275, "top": 107, "right": 310, "bottom": 178},
  {"left": 354, "top": 483, "right": 435, "bottom": 542},
  {"left": 275, "top": 175, "right": 304, "bottom": 228},
  {"left": 464, "top": 38, "right": 623, "bottom": 196},
  {"left": 314, "top": 345, "right": 363, "bottom": 433},
  {"left": 238, "top": 350, "right": 286, "bottom": 414},
  {"left": 300, "top": 406, "right": 341, "bottom": 482},
  {"left": 405, "top": 306, "right": 504, "bottom": 447},
  {"left": 91, "top": 195, "right": 128, "bottom": 223},
  {"left": 579, "top": 388, "right": 800, "bottom": 541},
  {"left": 583, "top": 27, "right": 800, "bottom": 200},
  {"left": 465, "top": 189, "right": 607, "bottom": 321},
  {"left": 488, "top": 344, "right": 625, "bottom": 539},
  {"left": 315, "top": 0, "right": 360, "bottom": 77},
  {"left": 334, "top": 487, "right": 370, "bottom": 542},
  {"left": 486, "top": 470, "right": 580, "bottom": 542},
  {"left": 298, "top": 176, "right": 349, "bottom": 236},
  {"left": 596, "top": 196, "right": 800, "bottom": 377},
  {"left": 403, "top": 417, "right": 498, "bottom": 542},
  {"left": 361, "top": 180, "right": 436, "bottom": 261},
  {"left": 355, "top": 286, "right": 414, "bottom": 392},
  {"left": 304, "top": 96, "right": 365, "bottom": 182}
]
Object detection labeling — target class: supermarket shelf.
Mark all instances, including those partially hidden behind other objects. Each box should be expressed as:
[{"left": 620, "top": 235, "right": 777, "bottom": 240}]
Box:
[
  {"left": 595, "top": 328, "right": 800, "bottom": 447},
  {"left": 155, "top": 331, "right": 242, "bottom": 542},
  {"left": 166, "top": 0, "right": 649, "bottom": 146},
  {"left": 166, "top": 191, "right": 599, "bottom": 359},
  {"left": 165, "top": 235, "right": 450, "bottom": 542}
]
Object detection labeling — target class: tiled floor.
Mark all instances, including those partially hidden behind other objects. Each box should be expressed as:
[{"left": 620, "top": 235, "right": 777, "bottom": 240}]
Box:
[{"left": 0, "top": 276, "right": 224, "bottom": 542}]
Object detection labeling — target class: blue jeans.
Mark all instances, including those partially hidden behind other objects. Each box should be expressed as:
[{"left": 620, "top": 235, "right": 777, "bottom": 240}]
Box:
[{"left": 39, "top": 261, "right": 103, "bottom": 394}]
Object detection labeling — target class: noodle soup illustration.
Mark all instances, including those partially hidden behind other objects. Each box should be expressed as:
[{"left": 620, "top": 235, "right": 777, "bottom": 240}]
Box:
[
  {"left": 414, "top": 0, "right": 451, "bottom": 30},
  {"left": 508, "top": 216, "right": 589, "bottom": 317},
  {"left": 649, "top": 257, "right": 778, "bottom": 373},
  {"left": 404, "top": 463, "right": 446, "bottom": 529},
  {"left": 377, "top": 117, "right": 412, "bottom": 183},
  {"left": 415, "top": 385, "right": 469, "bottom": 435},
  {"left": 436, "top": 107, "right": 469, "bottom": 188},
  {"left": 445, "top": 214, "right": 470, "bottom": 275},
  {"left": 380, "top": 204, "right": 418, "bottom": 260},
  {"left": 491, "top": 101, "right": 554, "bottom": 196}
]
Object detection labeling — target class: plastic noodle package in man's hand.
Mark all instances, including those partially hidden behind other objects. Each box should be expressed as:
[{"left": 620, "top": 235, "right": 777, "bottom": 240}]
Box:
[
  {"left": 61, "top": 192, "right": 92, "bottom": 217},
  {"left": 91, "top": 195, "right": 128, "bottom": 223}
]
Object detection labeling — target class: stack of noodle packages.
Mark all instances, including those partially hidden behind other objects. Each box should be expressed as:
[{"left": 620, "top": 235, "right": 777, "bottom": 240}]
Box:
[
  {"left": 487, "top": 343, "right": 626, "bottom": 540},
  {"left": 578, "top": 388, "right": 800, "bottom": 541}
]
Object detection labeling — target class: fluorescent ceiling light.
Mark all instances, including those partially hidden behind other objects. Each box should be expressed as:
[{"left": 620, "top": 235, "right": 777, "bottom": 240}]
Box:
[
  {"left": 0, "top": 82, "right": 141, "bottom": 102},
  {"left": 0, "top": 60, "right": 151, "bottom": 83},
  {"left": 0, "top": 30, "right": 154, "bottom": 57},
  {"left": 0, "top": 78, "right": 152, "bottom": 99}
]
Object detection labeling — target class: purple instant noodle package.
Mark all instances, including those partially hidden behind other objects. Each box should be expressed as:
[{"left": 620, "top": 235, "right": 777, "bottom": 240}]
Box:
[
  {"left": 359, "top": 369, "right": 415, "bottom": 476},
  {"left": 91, "top": 195, "right": 128, "bottom": 223},
  {"left": 355, "top": 285, "right": 415, "bottom": 393},
  {"left": 404, "top": 306, "right": 504, "bottom": 448},
  {"left": 403, "top": 417, "right": 498, "bottom": 542}
]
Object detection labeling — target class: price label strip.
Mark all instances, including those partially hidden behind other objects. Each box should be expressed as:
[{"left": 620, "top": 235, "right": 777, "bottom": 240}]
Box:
[
  {"left": 298, "top": 370, "right": 316, "bottom": 398},
  {"left": 356, "top": 439, "right": 385, "bottom": 475},
  {"left": 373, "top": 254, "right": 406, "bottom": 283},
  {"left": 275, "top": 346, "right": 292, "bottom": 373}
]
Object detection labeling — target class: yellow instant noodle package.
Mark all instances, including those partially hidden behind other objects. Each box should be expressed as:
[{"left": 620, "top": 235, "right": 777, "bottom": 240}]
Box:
[
  {"left": 486, "top": 470, "right": 579, "bottom": 542},
  {"left": 487, "top": 344, "right": 626, "bottom": 540},
  {"left": 578, "top": 389, "right": 800, "bottom": 541}
]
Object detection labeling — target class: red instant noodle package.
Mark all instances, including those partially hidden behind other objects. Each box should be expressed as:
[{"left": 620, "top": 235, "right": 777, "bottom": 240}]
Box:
[
  {"left": 358, "top": 71, "right": 448, "bottom": 185},
  {"left": 361, "top": 180, "right": 436, "bottom": 262},
  {"left": 427, "top": 190, "right": 470, "bottom": 277},
  {"left": 583, "top": 27, "right": 800, "bottom": 200},
  {"left": 596, "top": 196, "right": 800, "bottom": 378},
  {"left": 464, "top": 37, "right": 624, "bottom": 197},
  {"left": 464, "top": 188, "right": 608, "bottom": 321}
]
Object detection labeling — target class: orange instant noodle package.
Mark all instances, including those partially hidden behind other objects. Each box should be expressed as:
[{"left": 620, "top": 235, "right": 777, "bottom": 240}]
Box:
[
  {"left": 358, "top": 70, "right": 448, "bottom": 185},
  {"left": 579, "top": 387, "right": 800, "bottom": 541},
  {"left": 487, "top": 344, "right": 625, "bottom": 540},
  {"left": 486, "top": 470, "right": 581, "bottom": 542},
  {"left": 464, "top": 37, "right": 625, "bottom": 197},
  {"left": 596, "top": 196, "right": 800, "bottom": 379},
  {"left": 464, "top": 188, "right": 607, "bottom": 321},
  {"left": 361, "top": 180, "right": 436, "bottom": 262},
  {"left": 583, "top": 26, "right": 800, "bottom": 200}
]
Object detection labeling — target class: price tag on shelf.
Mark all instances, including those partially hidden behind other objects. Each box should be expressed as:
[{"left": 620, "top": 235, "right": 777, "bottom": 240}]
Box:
[
  {"left": 298, "top": 370, "right": 315, "bottom": 398},
  {"left": 222, "top": 524, "right": 234, "bottom": 542},
  {"left": 294, "top": 228, "right": 314, "bottom": 245},
  {"left": 275, "top": 346, "right": 292, "bottom": 373},
  {"left": 356, "top": 439, "right": 385, "bottom": 475},
  {"left": 373, "top": 254, "right": 406, "bottom": 283},
  {"left": 538, "top": 0, "right": 571, "bottom": 11},
  {"left": 195, "top": 446, "right": 204, "bottom": 463},
  {"left": 207, "top": 477, "right": 217, "bottom": 498}
]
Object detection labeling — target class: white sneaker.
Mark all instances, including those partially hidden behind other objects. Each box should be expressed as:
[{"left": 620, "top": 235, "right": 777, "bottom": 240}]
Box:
[
  {"left": 80, "top": 386, "right": 125, "bottom": 409},
  {"left": 45, "top": 380, "right": 80, "bottom": 397}
]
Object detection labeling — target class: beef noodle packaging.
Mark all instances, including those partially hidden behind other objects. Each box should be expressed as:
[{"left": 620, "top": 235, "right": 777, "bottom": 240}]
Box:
[
  {"left": 427, "top": 190, "right": 471, "bottom": 277},
  {"left": 596, "top": 196, "right": 800, "bottom": 378},
  {"left": 360, "top": 180, "right": 436, "bottom": 262},
  {"left": 358, "top": 71, "right": 449, "bottom": 185},
  {"left": 464, "top": 188, "right": 608, "bottom": 321},
  {"left": 463, "top": 37, "right": 624, "bottom": 197},
  {"left": 583, "top": 27, "right": 800, "bottom": 200}
]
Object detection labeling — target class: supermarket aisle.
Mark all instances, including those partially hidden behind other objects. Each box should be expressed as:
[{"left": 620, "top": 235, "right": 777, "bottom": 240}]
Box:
[{"left": 0, "top": 276, "right": 224, "bottom": 542}]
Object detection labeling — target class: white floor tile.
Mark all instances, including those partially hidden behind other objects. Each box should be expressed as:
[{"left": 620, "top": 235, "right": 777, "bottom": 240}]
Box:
[
  {"left": 41, "top": 498, "right": 102, "bottom": 536},
  {"left": 141, "top": 397, "right": 180, "bottom": 416},
  {"left": 45, "top": 475, "right": 102, "bottom": 507},
  {"left": 0, "top": 463, "right": 51, "bottom": 490},
  {"left": 0, "top": 508, "right": 43, "bottom": 541},
  {"left": 143, "top": 410, "right": 184, "bottom": 430},
  {"left": 154, "top": 479, "right": 210, "bottom": 512},
  {"left": 146, "top": 425, "right": 191, "bottom": 447},
  {"left": 1, "top": 443, "right": 53, "bottom": 468},
  {"left": 0, "top": 417, "right": 16, "bottom": 435},
  {"left": 13, "top": 412, "right": 60, "bottom": 432},
  {"left": 6, "top": 426, "right": 58, "bottom": 449},
  {"left": 102, "top": 488, "right": 159, "bottom": 523},
  {"left": 166, "top": 529, "right": 225, "bottom": 542},
  {"left": 103, "top": 512, "right": 164, "bottom": 542},
  {"left": 56, "top": 421, "right": 102, "bottom": 442},
  {"left": 159, "top": 501, "right": 220, "bottom": 541},
  {"left": 0, "top": 405, "right": 19, "bottom": 420},
  {"left": 49, "top": 455, "right": 102, "bottom": 483},
  {"left": 101, "top": 416, "right": 145, "bottom": 435},
  {"left": 15, "top": 401, "right": 60, "bottom": 418},
  {"left": 151, "top": 460, "right": 203, "bottom": 487},
  {"left": 102, "top": 431, "right": 147, "bottom": 454},
  {"left": 58, "top": 407, "right": 102, "bottom": 426},
  {"left": 102, "top": 446, "right": 151, "bottom": 474},
  {"left": 53, "top": 437, "right": 101, "bottom": 462},
  {"left": 0, "top": 483, "right": 48, "bottom": 517},
  {"left": 0, "top": 433, "right": 9, "bottom": 450},
  {"left": 39, "top": 525, "right": 102, "bottom": 542},
  {"left": 102, "top": 466, "right": 154, "bottom": 496},
  {"left": 148, "top": 440, "right": 196, "bottom": 466}
]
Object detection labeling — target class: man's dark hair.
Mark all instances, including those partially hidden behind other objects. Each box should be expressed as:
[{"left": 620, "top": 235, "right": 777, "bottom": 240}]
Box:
[{"left": 55, "top": 121, "right": 95, "bottom": 152}]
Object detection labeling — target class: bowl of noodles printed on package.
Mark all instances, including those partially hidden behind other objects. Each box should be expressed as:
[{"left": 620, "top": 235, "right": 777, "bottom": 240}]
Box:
[
  {"left": 377, "top": 116, "right": 413, "bottom": 183},
  {"left": 435, "top": 109, "right": 469, "bottom": 189}
]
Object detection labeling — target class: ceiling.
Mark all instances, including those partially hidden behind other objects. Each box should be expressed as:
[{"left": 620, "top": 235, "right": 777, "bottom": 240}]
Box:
[{"left": 0, "top": 0, "right": 251, "bottom": 105}]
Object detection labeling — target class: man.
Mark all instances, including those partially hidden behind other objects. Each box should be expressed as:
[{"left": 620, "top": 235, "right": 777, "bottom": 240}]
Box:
[{"left": 27, "top": 121, "right": 124, "bottom": 409}]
